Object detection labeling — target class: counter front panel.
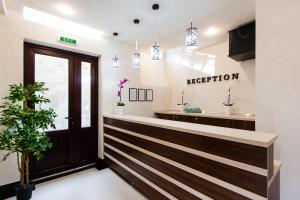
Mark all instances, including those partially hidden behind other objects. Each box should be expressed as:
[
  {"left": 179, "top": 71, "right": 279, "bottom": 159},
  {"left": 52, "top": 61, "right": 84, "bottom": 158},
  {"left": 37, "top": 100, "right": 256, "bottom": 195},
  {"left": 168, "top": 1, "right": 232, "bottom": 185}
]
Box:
[{"left": 103, "top": 115, "right": 279, "bottom": 200}]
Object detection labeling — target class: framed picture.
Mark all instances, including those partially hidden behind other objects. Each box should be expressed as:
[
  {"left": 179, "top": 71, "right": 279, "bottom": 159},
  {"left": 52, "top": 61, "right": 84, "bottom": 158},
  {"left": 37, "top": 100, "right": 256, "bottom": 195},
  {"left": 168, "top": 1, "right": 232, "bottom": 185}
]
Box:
[
  {"left": 146, "top": 89, "right": 153, "bottom": 101},
  {"left": 129, "top": 88, "right": 137, "bottom": 102},
  {"left": 138, "top": 89, "right": 146, "bottom": 101}
]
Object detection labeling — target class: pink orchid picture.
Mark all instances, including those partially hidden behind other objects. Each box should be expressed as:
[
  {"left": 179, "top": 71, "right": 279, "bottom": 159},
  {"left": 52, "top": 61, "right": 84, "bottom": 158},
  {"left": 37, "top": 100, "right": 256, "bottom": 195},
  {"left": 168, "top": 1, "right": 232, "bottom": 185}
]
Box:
[{"left": 117, "top": 78, "right": 128, "bottom": 106}]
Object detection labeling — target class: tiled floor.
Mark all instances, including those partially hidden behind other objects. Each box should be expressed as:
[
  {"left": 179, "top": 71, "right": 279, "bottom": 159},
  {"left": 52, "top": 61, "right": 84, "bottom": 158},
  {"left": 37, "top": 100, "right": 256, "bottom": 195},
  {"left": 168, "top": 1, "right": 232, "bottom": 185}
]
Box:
[{"left": 7, "top": 168, "right": 147, "bottom": 200}]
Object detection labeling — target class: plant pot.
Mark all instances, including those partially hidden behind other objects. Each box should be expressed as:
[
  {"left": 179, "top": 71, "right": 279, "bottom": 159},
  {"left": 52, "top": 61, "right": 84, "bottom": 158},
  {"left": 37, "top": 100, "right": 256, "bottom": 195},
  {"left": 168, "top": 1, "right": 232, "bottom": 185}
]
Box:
[
  {"left": 15, "top": 183, "right": 34, "bottom": 200},
  {"left": 115, "top": 106, "right": 125, "bottom": 115},
  {"left": 224, "top": 106, "right": 233, "bottom": 115}
]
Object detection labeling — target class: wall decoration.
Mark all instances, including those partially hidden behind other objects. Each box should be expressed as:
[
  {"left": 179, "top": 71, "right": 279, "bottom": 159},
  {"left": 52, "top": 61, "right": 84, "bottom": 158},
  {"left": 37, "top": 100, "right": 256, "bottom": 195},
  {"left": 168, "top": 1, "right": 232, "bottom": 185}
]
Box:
[
  {"left": 138, "top": 89, "right": 146, "bottom": 101},
  {"left": 187, "top": 73, "right": 239, "bottom": 85},
  {"left": 129, "top": 88, "right": 138, "bottom": 101},
  {"left": 146, "top": 89, "right": 153, "bottom": 101}
]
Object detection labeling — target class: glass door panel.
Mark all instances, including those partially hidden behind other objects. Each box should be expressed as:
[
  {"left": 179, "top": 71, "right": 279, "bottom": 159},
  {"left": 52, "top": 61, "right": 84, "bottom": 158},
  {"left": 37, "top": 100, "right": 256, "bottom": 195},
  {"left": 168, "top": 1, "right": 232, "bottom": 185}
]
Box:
[
  {"left": 81, "top": 62, "right": 91, "bottom": 128},
  {"left": 35, "top": 53, "right": 69, "bottom": 131}
]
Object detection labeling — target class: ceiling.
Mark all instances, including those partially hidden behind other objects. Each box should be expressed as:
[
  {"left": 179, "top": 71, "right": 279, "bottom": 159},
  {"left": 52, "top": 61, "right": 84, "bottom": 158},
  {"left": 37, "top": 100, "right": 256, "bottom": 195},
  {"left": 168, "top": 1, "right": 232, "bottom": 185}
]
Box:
[{"left": 6, "top": 0, "right": 255, "bottom": 49}]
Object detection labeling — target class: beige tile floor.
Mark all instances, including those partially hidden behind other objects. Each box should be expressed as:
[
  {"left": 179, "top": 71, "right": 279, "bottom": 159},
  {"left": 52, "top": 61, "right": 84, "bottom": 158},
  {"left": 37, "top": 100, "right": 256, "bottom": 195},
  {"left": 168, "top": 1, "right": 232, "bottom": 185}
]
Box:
[{"left": 7, "top": 168, "right": 147, "bottom": 200}]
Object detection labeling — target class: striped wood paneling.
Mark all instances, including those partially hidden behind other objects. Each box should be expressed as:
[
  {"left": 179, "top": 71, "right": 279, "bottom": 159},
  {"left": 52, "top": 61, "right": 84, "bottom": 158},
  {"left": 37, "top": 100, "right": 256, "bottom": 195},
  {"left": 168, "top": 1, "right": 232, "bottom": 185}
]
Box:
[
  {"left": 104, "top": 117, "right": 269, "bottom": 169},
  {"left": 103, "top": 117, "right": 273, "bottom": 200}
]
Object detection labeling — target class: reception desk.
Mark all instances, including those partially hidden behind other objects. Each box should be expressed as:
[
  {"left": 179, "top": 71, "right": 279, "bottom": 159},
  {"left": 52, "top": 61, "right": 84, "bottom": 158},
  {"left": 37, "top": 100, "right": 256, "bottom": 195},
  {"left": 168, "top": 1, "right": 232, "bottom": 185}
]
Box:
[{"left": 103, "top": 114, "right": 280, "bottom": 200}]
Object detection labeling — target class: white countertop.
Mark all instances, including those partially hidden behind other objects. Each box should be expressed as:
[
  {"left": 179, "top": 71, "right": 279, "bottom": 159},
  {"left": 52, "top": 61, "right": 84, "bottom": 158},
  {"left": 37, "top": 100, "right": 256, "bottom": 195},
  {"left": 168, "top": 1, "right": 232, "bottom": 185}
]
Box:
[
  {"left": 155, "top": 110, "right": 255, "bottom": 121},
  {"left": 103, "top": 114, "right": 277, "bottom": 148}
]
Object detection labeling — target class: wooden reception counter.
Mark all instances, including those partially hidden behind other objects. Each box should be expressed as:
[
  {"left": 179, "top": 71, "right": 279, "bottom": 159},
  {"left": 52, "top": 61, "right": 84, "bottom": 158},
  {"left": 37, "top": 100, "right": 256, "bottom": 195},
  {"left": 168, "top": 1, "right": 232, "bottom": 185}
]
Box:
[{"left": 103, "top": 114, "right": 280, "bottom": 200}]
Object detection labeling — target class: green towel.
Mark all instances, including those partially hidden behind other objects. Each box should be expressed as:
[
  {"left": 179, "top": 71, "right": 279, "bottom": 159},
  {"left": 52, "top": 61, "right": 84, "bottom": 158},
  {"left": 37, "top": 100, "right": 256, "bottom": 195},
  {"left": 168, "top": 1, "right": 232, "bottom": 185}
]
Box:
[{"left": 184, "top": 107, "right": 202, "bottom": 113}]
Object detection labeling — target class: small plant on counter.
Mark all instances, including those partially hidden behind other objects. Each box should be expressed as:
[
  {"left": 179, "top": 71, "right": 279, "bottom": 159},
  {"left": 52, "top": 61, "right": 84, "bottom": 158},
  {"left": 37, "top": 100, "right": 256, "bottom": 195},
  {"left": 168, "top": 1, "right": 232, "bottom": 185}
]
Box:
[
  {"left": 223, "top": 88, "right": 234, "bottom": 106},
  {"left": 117, "top": 78, "right": 128, "bottom": 106},
  {"left": 0, "top": 82, "right": 57, "bottom": 200}
]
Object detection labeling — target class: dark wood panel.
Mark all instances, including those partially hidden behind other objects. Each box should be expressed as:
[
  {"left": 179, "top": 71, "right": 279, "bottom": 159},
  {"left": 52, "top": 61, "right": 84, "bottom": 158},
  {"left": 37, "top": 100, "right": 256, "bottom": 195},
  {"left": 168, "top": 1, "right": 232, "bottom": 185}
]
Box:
[
  {"left": 104, "top": 117, "right": 267, "bottom": 168},
  {"left": 105, "top": 149, "right": 200, "bottom": 200},
  {"left": 156, "top": 113, "right": 255, "bottom": 131},
  {"left": 78, "top": 128, "right": 98, "bottom": 163},
  {"left": 104, "top": 128, "right": 267, "bottom": 196},
  {"left": 105, "top": 157, "right": 170, "bottom": 200},
  {"left": 105, "top": 140, "right": 255, "bottom": 199},
  {"left": 29, "top": 131, "right": 71, "bottom": 179}
]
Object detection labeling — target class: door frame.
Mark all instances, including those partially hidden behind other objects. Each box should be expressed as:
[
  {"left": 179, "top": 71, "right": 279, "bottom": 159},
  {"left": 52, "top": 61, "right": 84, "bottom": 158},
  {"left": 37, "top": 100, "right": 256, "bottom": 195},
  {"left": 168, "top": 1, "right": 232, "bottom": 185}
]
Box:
[{"left": 24, "top": 42, "right": 99, "bottom": 179}]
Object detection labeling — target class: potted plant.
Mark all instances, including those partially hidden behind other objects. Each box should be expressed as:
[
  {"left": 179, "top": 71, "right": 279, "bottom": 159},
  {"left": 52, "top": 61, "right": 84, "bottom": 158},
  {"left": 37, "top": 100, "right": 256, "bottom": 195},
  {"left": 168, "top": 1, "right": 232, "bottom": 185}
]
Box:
[
  {"left": 0, "top": 82, "right": 56, "bottom": 200},
  {"left": 115, "top": 78, "right": 128, "bottom": 115},
  {"left": 223, "top": 88, "right": 234, "bottom": 115}
]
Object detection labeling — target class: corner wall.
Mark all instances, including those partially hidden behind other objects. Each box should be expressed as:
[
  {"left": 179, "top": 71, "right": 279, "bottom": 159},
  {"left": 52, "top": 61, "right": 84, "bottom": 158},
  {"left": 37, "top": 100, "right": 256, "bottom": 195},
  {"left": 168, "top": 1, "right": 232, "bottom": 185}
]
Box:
[{"left": 256, "top": 0, "right": 300, "bottom": 199}]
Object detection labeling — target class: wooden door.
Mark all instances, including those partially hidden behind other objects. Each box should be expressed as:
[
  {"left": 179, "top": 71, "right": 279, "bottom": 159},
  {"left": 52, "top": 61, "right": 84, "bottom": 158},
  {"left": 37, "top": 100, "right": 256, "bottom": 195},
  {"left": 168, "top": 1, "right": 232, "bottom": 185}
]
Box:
[{"left": 24, "top": 42, "right": 98, "bottom": 179}]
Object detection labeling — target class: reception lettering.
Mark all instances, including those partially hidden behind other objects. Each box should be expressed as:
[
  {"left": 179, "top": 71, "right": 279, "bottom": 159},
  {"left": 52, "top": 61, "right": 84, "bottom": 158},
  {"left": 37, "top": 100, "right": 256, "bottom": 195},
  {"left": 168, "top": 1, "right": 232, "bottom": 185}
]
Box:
[{"left": 187, "top": 73, "right": 239, "bottom": 85}]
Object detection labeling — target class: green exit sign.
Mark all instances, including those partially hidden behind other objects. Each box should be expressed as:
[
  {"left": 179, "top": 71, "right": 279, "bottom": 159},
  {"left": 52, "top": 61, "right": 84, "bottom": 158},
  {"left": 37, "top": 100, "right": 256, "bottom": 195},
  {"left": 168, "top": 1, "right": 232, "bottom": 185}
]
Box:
[{"left": 58, "top": 36, "right": 77, "bottom": 45}]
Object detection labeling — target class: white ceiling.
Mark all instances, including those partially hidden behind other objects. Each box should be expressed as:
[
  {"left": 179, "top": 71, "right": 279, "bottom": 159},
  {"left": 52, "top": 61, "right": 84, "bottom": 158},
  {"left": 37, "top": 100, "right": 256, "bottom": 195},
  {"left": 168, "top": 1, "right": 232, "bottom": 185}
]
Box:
[{"left": 6, "top": 0, "right": 255, "bottom": 49}]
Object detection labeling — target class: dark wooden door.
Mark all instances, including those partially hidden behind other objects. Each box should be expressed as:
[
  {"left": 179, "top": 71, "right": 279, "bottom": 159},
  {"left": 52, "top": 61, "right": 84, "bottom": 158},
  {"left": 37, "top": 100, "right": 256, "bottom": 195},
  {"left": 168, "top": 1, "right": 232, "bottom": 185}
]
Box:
[{"left": 24, "top": 43, "right": 98, "bottom": 179}]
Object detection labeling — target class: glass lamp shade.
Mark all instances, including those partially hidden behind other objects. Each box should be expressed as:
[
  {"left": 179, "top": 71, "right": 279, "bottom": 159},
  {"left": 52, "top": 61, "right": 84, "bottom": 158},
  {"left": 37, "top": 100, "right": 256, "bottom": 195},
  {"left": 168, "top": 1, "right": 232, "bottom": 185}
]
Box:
[
  {"left": 112, "top": 55, "right": 119, "bottom": 69},
  {"left": 186, "top": 24, "right": 198, "bottom": 50},
  {"left": 151, "top": 42, "right": 160, "bottom": 61},
  {"left": 132, "top": 52, "right": 141, "bottom": 68}
]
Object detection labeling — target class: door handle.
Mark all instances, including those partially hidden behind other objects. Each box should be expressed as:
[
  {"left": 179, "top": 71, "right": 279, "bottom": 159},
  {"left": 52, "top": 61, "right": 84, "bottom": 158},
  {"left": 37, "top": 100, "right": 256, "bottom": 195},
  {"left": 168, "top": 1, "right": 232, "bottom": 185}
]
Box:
[{"left": 65, "top": 117, "right": 74, "bottom": 125}]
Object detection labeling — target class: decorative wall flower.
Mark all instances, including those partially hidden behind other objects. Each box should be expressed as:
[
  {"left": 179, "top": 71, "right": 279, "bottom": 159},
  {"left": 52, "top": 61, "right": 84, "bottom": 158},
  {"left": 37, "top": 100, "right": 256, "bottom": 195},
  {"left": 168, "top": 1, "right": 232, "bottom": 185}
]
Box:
[{"left": 117, "top": 78, "right": 128, "bottom": 106}]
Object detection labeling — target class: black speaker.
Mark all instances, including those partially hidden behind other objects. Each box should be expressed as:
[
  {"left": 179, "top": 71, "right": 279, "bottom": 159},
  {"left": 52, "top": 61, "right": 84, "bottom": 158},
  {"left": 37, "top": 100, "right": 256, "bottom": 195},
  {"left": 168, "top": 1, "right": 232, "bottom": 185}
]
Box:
[{"left": 228, "top": 21, "right": 255, "bottom": 61}]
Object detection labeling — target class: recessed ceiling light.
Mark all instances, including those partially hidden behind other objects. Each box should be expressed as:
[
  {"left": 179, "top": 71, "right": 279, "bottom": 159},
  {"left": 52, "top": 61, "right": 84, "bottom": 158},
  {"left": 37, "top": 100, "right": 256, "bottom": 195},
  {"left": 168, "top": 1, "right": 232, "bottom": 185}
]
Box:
[
  {"left": 56, "top": 4, "right": 74, "bottom": 16},
  {"left": 203, "top": 27, "right": 220, "bottom": 36}
]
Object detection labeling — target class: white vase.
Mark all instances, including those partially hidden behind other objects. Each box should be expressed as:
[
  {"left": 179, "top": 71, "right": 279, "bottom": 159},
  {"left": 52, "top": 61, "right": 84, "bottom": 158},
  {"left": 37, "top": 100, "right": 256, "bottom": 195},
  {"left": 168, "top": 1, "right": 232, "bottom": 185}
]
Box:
[
  {"left": 114, "top": 106, "right": 125, "bottom": 116},
  {"left": 224, "top": 106, "right": 233, "bottom": 115}
]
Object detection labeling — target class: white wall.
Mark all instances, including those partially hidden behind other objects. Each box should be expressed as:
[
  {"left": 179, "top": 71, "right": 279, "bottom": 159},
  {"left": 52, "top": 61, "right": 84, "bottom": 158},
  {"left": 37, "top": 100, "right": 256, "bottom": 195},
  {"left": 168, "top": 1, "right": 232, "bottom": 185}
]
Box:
[
  {"left": 256, "top": 0, "right": 300, "bottom": 199},
  {"left": 0, "top": 8, "right": 169, "bottom": 186},
  {"left": 165, "top": 41, "right": 255, "bottom": 114}
]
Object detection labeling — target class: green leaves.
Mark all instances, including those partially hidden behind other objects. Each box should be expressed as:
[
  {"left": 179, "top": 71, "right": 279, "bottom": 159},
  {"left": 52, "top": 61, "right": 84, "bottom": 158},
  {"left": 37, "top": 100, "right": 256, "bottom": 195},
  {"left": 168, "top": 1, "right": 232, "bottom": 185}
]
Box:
[{"left": 0, "top": 82, "right": 56, "bottom": 161}]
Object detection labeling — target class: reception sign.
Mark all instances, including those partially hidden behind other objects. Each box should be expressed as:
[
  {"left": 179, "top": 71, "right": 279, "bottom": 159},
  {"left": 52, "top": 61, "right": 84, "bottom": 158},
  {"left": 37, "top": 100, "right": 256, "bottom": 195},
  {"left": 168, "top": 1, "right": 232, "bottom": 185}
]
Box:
[{"left": 187, "top": 73, "right": 239, "bottom": 85}]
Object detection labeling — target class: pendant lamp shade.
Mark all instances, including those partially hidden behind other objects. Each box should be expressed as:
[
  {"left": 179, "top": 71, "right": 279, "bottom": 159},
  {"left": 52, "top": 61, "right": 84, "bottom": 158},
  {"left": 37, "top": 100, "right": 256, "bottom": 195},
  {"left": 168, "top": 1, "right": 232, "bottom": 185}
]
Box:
[
  {"left": 112, "top": 55, "right": 119, "bottom": 69},
  {"left": 151, "top": 41, "right": 160, "bottom": 61},
  {"left": 186, "top": 22, "right": 198, "bottom": 50}
]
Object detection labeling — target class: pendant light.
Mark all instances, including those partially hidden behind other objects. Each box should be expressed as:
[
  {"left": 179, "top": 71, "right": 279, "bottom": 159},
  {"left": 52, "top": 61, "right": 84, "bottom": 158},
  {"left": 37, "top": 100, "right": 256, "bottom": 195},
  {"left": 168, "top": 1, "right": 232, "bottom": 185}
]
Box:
[
  {"left": 151, "top": 4, "right": 160, "bottom": 61},
  {"left": 112, "top": 32, "right": 120, "bottom": 69},
  {"left": 186, "top": 22, "right": 198, "bottom": 50},
  {"left": 132, "top": 19, "right": 141, "bottom": 68},
  {"left": 133, "top": 41, "right": 141, "bottom": 67},
  {"left": 112, "top": 55, "right": 119, "bottom": 69},
  {"left": 151, "top": 41, "right": 160, "bottom": 61}
]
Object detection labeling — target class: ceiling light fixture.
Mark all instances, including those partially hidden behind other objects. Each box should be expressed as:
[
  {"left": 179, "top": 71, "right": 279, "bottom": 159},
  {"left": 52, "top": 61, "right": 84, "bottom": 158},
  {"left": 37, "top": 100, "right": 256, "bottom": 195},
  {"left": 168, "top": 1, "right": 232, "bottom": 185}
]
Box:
[
  {"left": 112, "top": 55, "right": 119, "bottom": 69},
  {"left": 133, "top": 19, "right": 141, "bottom": 68},
  {"left": 56, "top": 4, "right": 74, "bottom": 16},
  {"left": 151, "top": 41, "right": 160, "bottom": 61},
  {"left": 151, "top": 4, "right": 160, "bottom": 61},
  {"left": 186, "top": 22, "right": 198, "bottom": 50},
  {"left": 113, "top": 32, "right": 119, "bottom": 36},
  {"left": 203, "top": 27, "right": 220, "bottom": 36}
]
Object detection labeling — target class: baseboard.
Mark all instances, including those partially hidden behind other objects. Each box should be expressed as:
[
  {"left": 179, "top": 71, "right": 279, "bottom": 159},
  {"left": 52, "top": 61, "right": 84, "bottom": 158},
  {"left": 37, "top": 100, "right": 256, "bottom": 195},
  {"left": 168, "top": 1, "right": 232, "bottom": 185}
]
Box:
[
  {"left": 33, "top": 163, "right": 97, "bottom": 184},
  {"left": 96, "top": 158, "right": 108, "bottom": 170},
  {"left": 0, "top": 181, "right": 18, "bottom": 200}
]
